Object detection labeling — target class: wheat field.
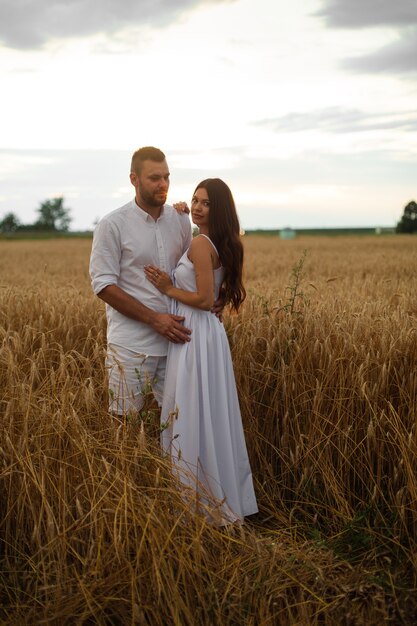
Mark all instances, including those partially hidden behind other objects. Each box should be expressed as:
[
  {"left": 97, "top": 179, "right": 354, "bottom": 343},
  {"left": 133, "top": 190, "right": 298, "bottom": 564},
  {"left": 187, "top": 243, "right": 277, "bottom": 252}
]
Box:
[{"left": 1, "top": 235, "right": 416, "bottom": 625}]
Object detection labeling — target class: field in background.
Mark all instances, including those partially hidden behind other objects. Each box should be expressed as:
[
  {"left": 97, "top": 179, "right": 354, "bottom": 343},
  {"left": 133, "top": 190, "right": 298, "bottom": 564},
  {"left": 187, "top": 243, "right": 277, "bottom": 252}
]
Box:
[{"left": 1, "top": 235, "right": 417, "bottom": 625}]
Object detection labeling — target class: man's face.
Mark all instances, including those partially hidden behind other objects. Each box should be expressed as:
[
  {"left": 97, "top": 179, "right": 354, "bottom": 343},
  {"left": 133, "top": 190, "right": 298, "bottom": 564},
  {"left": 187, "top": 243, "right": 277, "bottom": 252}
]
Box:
[{"left": 131, "top": 159, "right": 170, "bottom": 209}]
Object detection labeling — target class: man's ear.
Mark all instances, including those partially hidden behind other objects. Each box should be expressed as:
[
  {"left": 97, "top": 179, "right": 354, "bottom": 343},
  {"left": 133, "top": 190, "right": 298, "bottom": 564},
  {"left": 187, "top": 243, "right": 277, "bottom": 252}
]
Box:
[{"left": 130, "top": 172, "right": 137, "bottom": 186}]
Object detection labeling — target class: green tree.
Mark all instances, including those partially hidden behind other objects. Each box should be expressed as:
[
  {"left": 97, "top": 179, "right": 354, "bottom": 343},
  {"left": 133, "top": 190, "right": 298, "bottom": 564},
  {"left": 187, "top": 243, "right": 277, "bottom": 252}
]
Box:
[
  {"left": 396, "top": 200, "right": 417, "bottom": 233},
  {"left": 35, "top": 197, "right": 72, "bottom": 231},
  {"left": 0, "top": 212, "right": 20, "bottom": 233}
]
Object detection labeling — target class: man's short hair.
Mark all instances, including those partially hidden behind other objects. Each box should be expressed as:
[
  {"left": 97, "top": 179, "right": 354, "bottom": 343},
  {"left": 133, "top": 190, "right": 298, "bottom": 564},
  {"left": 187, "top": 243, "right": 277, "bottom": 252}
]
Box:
[{"left": 131, "top": 147, "right": 166, "bottom": 174}]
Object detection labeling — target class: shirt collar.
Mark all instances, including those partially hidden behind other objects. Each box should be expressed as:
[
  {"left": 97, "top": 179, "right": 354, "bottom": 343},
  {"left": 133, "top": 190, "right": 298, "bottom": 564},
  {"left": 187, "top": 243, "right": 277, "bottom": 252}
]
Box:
[{"left": 132, "top": 198, "right": 166, "bottom": 222}]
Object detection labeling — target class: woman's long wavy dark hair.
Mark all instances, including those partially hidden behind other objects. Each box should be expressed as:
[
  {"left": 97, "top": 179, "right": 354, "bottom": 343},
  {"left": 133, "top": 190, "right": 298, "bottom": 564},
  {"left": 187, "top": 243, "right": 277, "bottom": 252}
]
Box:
[{"left": 194, "top": 178, "right": 246, "bottom": 312}]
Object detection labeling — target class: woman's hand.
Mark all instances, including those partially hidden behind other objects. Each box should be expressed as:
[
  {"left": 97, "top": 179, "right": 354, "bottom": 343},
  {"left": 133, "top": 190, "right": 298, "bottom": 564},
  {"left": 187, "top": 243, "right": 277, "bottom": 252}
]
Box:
[
  {"left": 144, "top": 265, "right": 173, "bottom": 295},
  {"left": 173, "top": 201, "right": 190, "bottom": 214}
]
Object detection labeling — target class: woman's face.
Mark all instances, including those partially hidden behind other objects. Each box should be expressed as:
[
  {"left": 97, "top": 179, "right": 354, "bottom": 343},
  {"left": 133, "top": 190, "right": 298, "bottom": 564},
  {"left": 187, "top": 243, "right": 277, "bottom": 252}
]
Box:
[{"left": 191, "top": 187, "right": 210, "bottom": 230}]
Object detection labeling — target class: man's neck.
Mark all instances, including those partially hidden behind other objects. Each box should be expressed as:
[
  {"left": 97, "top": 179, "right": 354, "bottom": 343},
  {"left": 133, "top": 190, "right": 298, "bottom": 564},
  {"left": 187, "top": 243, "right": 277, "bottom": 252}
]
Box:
[{"left": 135, "top": 198, "right": 163, "bottom": 221}]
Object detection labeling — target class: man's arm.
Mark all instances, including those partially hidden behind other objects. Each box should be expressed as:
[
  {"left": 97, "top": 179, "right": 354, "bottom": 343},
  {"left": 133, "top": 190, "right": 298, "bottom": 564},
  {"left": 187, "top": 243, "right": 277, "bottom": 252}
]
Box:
[
  {"left": 98, "top": 284, "right": 191, "bottom": 343},
  {"left": 90, "top": 218, "right": 191, "bottom": 344}
]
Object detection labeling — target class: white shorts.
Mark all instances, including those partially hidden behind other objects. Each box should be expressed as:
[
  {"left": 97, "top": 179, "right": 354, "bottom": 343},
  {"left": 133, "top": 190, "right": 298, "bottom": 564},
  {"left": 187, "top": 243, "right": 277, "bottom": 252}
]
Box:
[{"left": 106, "top": 343, "right": 167, "bottom": 416}]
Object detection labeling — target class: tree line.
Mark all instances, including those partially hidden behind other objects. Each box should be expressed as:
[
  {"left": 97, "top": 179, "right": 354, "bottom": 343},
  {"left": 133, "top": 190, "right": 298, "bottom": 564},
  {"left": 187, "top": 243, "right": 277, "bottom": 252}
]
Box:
[
  {"left": 0, "top": 197, "right": 416, "bottom": 234},
  {"left": 0, "top": 197, "right": 71, "bottom": 233}
]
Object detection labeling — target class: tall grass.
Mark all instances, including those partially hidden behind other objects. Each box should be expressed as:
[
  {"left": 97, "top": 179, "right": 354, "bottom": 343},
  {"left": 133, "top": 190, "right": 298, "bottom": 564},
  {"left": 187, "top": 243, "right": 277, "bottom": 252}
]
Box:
[{"left": 1, "top": 236, "right": 416, "bottom": 624}]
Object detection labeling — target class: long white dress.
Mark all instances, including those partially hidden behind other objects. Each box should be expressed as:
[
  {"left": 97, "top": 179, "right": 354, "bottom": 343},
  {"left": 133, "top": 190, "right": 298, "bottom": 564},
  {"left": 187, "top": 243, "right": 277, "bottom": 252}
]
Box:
[{"left": 161, "top": 235, "right": 258, "bottom": 525}]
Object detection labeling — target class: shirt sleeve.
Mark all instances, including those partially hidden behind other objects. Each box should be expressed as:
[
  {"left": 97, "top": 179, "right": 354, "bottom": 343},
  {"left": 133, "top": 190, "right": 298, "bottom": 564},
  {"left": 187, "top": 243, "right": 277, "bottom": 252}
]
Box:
[{"left": 89, "top": 217, "right": 121, "bottom": 295}]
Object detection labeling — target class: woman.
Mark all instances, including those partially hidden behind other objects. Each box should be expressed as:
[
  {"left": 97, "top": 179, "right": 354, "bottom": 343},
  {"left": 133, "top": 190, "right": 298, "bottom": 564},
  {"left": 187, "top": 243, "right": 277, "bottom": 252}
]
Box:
[{"left": 145, "top": 178, "right": 258, "bottom": 525}]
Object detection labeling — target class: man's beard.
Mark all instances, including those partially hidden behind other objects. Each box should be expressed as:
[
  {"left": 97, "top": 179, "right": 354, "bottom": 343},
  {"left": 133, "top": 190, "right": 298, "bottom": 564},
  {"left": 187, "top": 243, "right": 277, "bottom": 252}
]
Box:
[{"left": 141, "top": 188, "right": 167, "bottom": 208}]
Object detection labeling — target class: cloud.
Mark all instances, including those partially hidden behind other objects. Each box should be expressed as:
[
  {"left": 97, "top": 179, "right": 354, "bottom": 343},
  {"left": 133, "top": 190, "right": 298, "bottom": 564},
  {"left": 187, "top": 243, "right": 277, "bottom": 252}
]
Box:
[
  {"left": 344, "top": 28, "right": 417, "bottom": 74},
  {"left": 315, "top": 0, "right": 417, "bottom": 29},
  {"left": 316, "top": 0, "right": 417, "bottom": 75},
  {"left": 0, "top": 0, "right": 233, "bottom": 50},
  {"left": 253, "top": 107, "right": 417, "bottom": 134}
]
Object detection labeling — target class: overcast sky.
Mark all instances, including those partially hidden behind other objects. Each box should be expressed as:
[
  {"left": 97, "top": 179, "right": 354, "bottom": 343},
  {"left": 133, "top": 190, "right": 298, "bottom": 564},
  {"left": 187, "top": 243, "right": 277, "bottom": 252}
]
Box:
[{"left": 0, "top": 0, "right": 416, "bottom": 230}]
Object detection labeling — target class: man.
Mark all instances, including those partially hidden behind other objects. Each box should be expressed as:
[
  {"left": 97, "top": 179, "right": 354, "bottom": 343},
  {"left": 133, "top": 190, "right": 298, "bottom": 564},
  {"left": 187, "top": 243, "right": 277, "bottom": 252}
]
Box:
[{"left": 89, "top": 146, "right": 192, "bottom": 417}]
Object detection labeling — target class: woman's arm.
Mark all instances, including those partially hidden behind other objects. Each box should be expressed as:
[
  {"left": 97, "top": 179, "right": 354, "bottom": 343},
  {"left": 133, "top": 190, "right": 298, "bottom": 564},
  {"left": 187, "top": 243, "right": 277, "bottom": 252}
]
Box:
[{"left": 145, "top": 236, "right": 216, "bottom": 311}]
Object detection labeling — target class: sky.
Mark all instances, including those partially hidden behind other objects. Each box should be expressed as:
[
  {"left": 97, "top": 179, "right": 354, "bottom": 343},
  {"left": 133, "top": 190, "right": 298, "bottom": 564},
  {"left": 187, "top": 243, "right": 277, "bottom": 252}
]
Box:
[{"left": 0, "top": 0, "right": 416, "bottom": 231}]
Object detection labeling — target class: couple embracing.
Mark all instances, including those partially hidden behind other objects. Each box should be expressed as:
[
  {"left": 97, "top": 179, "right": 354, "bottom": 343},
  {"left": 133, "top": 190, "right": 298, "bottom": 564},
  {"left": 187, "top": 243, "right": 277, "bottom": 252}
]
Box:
[{"left": 89, "top": 146, "right": 258, "bottom": 526}]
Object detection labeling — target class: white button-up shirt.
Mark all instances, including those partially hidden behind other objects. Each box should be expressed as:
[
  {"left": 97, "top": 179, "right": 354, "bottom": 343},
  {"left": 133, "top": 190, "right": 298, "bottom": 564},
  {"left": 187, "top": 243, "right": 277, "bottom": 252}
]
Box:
[{"left": 89, "top": 199, "right": 192, "bottom": 356}]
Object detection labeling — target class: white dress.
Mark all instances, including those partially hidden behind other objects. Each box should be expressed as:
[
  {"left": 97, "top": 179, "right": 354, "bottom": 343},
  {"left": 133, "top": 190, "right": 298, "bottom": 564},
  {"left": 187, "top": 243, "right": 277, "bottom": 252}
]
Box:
[{"left": 161, "top": 235, "right": 258, "bottom": 525}]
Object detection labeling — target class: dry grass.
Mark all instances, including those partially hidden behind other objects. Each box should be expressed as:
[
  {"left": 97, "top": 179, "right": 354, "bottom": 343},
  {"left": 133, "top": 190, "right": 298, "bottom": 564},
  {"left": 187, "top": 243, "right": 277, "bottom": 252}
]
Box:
[{"left": 1, "top": 235, "right": 417, "bottom": 625}]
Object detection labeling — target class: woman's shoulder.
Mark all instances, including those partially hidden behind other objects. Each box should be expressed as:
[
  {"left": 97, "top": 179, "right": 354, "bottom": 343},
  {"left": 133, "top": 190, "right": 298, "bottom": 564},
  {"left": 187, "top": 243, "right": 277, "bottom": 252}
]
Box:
[
  {"left": 190, "top": 235, "right": 220, "bottom": 267},
  {"left": 189, "top": 233, "right": 210, "bottom": 248}
]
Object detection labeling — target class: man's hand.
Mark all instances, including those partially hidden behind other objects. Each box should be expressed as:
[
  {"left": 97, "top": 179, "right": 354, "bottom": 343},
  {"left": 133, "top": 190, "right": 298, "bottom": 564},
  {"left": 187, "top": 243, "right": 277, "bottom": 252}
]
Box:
[
  {"left": 152, "top": 312, "right": 191, "bottom": 343},
  {"left": 211, "top": 290, "right": 226, "bottom": 322},
  {"left": 97, "top": 284, "right": 191, "bottom": 341},
  {"left": 173, "top": 201, "right": 190, "bottom": 215}
]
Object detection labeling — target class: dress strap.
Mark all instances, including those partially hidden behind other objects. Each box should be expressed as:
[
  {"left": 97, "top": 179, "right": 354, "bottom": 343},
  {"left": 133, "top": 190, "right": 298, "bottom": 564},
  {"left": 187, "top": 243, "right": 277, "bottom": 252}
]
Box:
[{"left": 198, "top": 233, "right": 220, "bottom": 257}]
